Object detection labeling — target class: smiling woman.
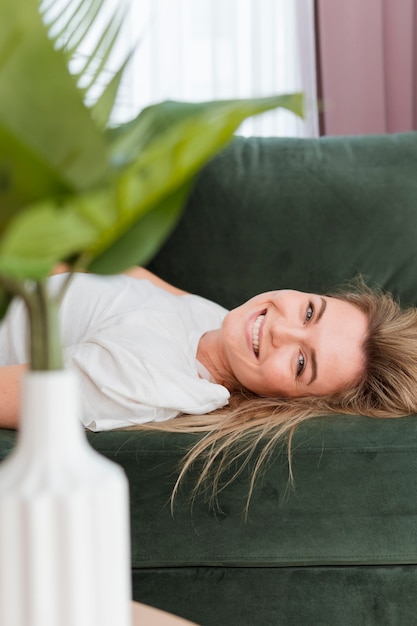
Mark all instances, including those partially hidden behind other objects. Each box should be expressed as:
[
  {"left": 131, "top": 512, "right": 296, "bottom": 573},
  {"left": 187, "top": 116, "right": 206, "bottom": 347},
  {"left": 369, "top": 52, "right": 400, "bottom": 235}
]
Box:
[{"left": 1, "top": 268, "right": 417, "bottom": 504}]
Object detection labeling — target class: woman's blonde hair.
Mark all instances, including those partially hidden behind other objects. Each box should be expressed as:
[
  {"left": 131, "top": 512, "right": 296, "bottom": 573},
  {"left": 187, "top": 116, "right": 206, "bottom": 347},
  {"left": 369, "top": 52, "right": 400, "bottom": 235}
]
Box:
[{"left": 131, "top": 279, "right": 417, "bottom": 510}]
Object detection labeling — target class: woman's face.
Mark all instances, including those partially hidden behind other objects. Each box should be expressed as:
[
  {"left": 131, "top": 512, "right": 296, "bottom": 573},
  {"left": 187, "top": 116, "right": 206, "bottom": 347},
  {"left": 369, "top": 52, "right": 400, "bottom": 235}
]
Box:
[{"left": 220, "top": 290, "right": 368, "bottom": 397}]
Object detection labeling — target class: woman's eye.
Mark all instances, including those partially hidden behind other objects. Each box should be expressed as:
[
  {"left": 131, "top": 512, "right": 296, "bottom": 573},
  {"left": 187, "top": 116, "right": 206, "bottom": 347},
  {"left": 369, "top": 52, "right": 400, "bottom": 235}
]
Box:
[
  {"left": 305, "top": 302, "right": 314, "bottom": 322},
  {"left": 297, "top": 353, "right": 305, "bottom": 377}
]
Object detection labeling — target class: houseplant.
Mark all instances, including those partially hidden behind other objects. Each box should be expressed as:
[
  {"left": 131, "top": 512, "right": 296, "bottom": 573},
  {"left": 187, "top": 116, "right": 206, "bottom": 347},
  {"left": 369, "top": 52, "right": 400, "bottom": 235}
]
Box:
[{"left": 0, "top": 0, "right": 303, "bottom": 624}]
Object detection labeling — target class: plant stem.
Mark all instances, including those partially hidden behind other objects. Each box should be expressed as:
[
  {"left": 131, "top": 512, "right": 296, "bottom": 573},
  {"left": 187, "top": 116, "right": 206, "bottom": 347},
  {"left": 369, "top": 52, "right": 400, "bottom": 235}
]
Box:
[
  {"left": 0, "top": 276, "right": 63, "bottom": 371},
  {"left": 29, "top": 281, "right": 63, "bottom": 371}
]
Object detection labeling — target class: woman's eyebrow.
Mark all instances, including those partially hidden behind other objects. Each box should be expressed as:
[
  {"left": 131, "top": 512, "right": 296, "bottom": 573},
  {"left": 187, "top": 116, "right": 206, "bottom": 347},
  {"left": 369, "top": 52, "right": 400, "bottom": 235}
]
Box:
[
  {"left": 307, "top": 297, "right": 327, "bottom": 385},
  {"left": 316, "top": 296, "right": 327, "bottom": 323}
]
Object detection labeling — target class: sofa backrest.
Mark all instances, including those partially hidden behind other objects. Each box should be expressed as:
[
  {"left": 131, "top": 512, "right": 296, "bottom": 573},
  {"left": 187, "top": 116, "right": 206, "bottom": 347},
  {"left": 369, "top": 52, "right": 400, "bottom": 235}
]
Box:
[{"left": 149, "top": 132, "right": 417, "bottom": 310}]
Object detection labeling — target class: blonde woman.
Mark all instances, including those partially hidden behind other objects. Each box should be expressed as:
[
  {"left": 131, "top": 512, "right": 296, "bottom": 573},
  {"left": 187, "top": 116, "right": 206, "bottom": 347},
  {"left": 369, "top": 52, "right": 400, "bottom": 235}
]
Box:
[{"left": 0, "top": 266, "right": 415, "bottom": 499}]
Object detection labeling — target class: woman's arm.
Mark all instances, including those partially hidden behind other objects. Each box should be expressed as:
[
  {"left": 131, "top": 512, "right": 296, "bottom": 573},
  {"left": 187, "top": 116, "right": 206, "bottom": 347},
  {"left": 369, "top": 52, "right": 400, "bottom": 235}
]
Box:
[
  {"left": 52, "top": 264, "right": 188, "bottom": 296},
  {"left": 0, "top": 364, "right": 27, "bottom": 429},
  {"left": 123, "top": 267, "right": 188, "bottom": 296}
]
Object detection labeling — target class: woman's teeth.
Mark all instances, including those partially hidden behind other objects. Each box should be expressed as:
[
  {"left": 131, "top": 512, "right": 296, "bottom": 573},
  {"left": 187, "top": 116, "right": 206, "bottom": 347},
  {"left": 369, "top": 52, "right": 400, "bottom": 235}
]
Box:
[{"left": 252, "top": 313, "right": 265, "bottom": 356}]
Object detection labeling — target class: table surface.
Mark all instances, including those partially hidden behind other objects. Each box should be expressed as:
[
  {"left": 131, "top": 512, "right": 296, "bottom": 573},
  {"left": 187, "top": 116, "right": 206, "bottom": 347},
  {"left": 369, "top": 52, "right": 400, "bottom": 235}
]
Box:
[{"left": 132, "top": 602, "right": 199, "bottom": 625}]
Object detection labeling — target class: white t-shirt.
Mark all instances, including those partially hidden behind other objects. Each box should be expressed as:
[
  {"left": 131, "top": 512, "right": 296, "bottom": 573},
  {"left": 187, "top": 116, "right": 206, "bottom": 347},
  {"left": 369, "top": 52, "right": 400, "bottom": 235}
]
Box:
[{"left": 0, "top": 274, "right": 231, "bottom": 430}]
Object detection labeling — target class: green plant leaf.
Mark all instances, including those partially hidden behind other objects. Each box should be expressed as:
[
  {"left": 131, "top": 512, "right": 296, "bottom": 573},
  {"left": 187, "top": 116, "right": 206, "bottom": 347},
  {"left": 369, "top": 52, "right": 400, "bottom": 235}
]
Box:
[
  {"left": 75, "top": 4, "right": 125, "bottom": 93},
  {"left": 91, "top": 53, "right": 133, "bottom": 129},
  {"left": 46, "top": 0, "right": 104, "bottom": 60},
  {"left": 88, "top": 179, "right": 195, "bottom": 274},
  {"left": 107, "top": 94, "right": 304, "bottom": 164},
  {"left": 0, "top": 199, "right": 98, "bottom": 279},
  {"left": 43, "top": 0, "right": 131, "bottom": 123},
  {"left": 0, "top": 0, "right": 111, "bottom": 201},
  {"left": 0, "top": 124, "right": 70, "bottom": 228}
]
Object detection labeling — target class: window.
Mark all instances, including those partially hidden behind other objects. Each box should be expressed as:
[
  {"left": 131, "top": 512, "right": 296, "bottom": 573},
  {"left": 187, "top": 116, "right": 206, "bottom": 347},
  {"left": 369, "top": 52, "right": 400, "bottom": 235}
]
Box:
[{"left": 52, "top": 0, "right": 318, "bottom": 137}]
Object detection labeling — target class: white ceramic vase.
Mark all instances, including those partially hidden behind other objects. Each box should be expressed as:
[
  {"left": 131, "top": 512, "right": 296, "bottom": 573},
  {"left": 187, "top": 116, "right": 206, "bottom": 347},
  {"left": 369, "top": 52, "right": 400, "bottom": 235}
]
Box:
[{"left": 0, "top": 370, "right": 132, "bottom": 626}]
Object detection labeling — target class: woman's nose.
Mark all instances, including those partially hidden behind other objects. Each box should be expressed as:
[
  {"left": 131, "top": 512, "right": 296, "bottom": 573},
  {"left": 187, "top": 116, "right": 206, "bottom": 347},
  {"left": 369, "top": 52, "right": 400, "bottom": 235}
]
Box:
[{"left": 270, "top": 319, "right": 304, "bottom": 346}]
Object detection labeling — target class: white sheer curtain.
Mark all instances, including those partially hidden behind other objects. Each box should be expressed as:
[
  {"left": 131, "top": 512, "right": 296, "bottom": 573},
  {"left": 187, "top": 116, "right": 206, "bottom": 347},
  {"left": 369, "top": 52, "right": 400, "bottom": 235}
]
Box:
[{"left": 81, "top": 0, "right": 319, "bottom": 137}]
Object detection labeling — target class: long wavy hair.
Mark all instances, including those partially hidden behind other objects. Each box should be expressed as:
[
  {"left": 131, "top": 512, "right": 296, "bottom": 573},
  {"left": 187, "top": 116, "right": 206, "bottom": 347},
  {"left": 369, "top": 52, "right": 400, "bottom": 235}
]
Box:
[{"left": 130, "top": 279, "right": 417, "bottom": 510}]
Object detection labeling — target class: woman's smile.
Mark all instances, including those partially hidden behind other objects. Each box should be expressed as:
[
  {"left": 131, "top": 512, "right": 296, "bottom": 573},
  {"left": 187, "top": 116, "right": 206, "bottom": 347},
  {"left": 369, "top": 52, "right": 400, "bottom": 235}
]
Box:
[{"left": 251, "top": 309, "right": 266, "bottom": 358}]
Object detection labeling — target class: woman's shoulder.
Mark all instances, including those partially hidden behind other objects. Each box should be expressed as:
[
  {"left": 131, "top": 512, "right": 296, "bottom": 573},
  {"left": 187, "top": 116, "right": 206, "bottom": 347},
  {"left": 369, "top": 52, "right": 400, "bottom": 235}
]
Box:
[{"left": 179, "top": 292, "right": 228, "bottom": 330}]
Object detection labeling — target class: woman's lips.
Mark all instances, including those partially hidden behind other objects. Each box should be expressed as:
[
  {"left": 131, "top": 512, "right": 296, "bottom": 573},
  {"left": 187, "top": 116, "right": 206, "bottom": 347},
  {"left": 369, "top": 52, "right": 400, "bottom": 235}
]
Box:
[{"left": 252, "top": 310, "right": 267, "bottom": 357}]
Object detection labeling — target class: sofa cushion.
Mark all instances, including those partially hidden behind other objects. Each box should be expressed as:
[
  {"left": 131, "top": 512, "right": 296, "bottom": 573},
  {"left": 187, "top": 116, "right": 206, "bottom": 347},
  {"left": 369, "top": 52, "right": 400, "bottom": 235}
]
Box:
[
  {"left": 2, "top": 412, "right": 417, "bottom": 569},
  {"left": 132, "top": 564, "right": 417, "bottom": 626}
]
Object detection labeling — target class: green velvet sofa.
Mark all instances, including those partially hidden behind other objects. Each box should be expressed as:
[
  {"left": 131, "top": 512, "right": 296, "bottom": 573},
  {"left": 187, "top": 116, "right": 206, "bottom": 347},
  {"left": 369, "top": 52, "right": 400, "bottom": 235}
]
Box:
[{"left": 1, "top": 132, "right": 417, "bottom": 625}]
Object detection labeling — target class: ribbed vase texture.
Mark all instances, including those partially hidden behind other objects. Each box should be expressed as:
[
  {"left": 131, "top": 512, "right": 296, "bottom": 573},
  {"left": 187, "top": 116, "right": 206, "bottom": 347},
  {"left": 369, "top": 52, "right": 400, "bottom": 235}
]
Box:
[{"left": 0, "top": 370, "right": 132, "bottom": 626}]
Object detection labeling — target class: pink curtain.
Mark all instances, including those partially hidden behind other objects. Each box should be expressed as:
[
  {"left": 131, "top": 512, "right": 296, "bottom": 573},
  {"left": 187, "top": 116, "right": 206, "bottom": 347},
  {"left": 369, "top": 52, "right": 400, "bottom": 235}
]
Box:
[{"left": 316, "top": 0, "right": 417, "bottom": 135}]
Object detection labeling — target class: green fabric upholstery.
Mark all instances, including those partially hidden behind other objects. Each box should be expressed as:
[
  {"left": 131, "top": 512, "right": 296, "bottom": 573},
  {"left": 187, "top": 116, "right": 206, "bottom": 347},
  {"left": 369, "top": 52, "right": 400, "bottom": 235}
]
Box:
[
  {"left": 1, "top": 132, "right": 417, "bottom": 625},
  {"left": 132, "top": 565, "right": 417, "bottom": 626}
]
